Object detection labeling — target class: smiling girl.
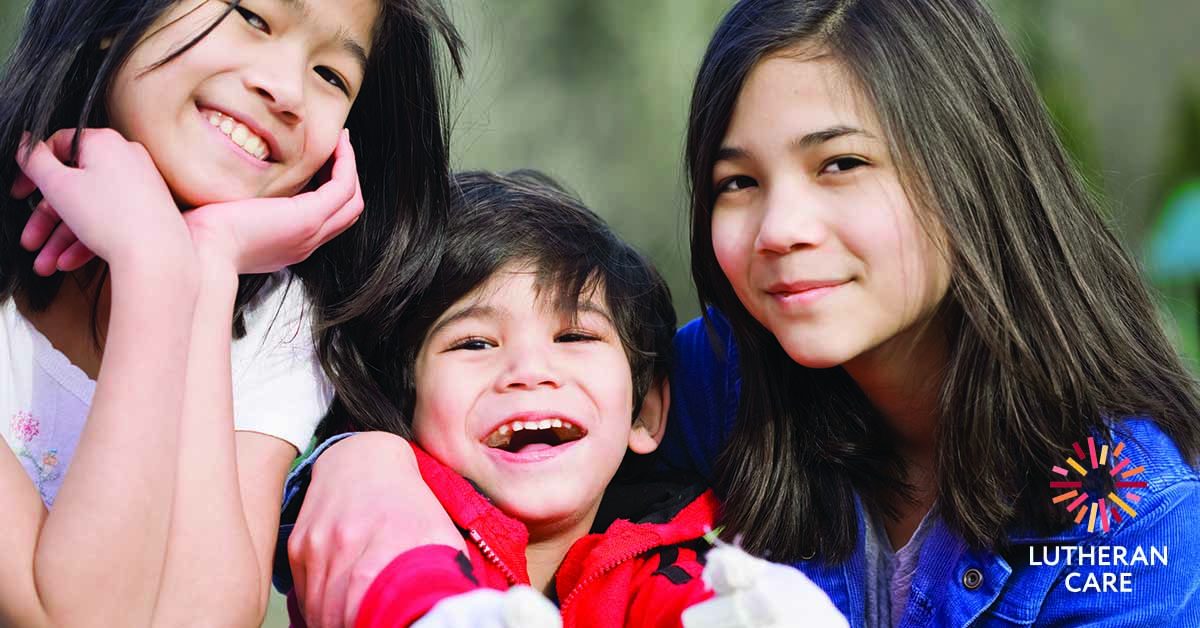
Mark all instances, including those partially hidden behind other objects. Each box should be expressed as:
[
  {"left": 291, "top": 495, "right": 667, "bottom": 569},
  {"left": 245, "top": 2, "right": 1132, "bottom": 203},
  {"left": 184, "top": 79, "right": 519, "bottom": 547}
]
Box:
[
  {"left": 0, "top": 0, "right": 460, "bottom": 625},
  {"left": 664, "top": 0, "right": 1200, "bottom": 624}
]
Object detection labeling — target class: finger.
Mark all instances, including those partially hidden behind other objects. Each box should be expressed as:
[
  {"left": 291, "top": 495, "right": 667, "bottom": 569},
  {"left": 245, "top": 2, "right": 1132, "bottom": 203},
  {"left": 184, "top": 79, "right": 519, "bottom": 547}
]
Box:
[
  {"left": 10, "top": 169, "right": 37, "bottom": 199},
  {"left": 293, "top": 130, "right": 358, "bottom": 222},
  {"left": 321, "top": 550, "right": 359, "bottom": 628},
  {"left": 287, "top": 523, "right": 313, "bottom": 625},
  {"left": 341, "top": 541, "right": 390, "bottom": 628},
  {"left": 313, "top": 184, "right": 363, "bottom": 246},
  {"left": 16, "top": 138, "right": 73, "bottom": 193},
  {"left": 57, "top": 240, "right": 97, "bottom": 272},
  {"left": 32, "top": 222, "right": 78, "bottom": 276},
  {"left": 20, "top": 199, "right": 61, "bottom": 251},
  {"left": 304, "top": 552, "right": 332, "bottom": 628}
]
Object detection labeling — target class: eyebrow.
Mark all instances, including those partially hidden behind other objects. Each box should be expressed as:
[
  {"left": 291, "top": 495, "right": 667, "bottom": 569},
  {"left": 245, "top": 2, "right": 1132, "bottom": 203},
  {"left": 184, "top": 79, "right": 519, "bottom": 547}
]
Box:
[
  {"left": 276, "top": 0, "right": 371, "bottom": 73},
  {"left": 573, "top": 301, "right": 616, "bottom": 328},
  {"left": 426, "top": 298, "right": 615, "bottom": 340},
  {"left": 427, "top": 304, "right": 500, "bottom": 340},
  {"left": 715, "top": 125, "right": 876, "bottom": 163}
]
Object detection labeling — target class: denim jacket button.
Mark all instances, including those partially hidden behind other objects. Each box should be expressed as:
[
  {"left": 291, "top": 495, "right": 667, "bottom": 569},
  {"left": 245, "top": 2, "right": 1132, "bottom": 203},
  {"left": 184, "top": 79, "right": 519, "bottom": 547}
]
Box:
[{"left": 962, "top": 567, "right": 984, "bottom": 590}]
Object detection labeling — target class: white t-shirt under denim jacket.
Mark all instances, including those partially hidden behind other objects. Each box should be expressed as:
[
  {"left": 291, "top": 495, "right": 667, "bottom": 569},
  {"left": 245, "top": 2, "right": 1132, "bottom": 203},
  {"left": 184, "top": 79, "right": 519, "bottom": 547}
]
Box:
[{"left": 1, "top": 271, "right": 333, "bottom": 505}]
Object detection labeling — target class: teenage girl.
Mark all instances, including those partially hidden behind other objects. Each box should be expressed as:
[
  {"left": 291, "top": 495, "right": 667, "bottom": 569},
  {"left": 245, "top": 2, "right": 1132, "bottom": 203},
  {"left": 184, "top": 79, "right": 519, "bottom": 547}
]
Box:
[
  {"left": 0, "top": 0, "right": 461, "bottom": 625},
  {"left": 282, "top": 0, "right": 1200, "bottom": 626}
]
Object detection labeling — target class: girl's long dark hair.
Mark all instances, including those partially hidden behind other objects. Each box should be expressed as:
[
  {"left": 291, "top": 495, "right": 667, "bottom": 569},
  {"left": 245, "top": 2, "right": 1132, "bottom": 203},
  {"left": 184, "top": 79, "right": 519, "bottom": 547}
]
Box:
[
  {"left": 0, "top": 0, "right": 464, "bottom": 439},
  {"left": 686, "top": 0, "right": 1200, "bottom": 562}
]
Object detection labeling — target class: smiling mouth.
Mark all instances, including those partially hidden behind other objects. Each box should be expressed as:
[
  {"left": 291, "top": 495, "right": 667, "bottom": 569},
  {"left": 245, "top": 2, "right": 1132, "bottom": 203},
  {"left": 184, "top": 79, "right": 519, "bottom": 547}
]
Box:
[
  {"left": 484, "top": 417, "right": 586, "bottom": 453},
  {"left": 201, "top": 108, "right": 271, "bottom": 162}
]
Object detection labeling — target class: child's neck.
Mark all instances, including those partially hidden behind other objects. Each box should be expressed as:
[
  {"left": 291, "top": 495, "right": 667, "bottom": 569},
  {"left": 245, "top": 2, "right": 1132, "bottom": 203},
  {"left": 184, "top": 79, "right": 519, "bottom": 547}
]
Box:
[
  {"left": 523, "top": 512, "right": 599, "bottom": 597},
  {"left": 17, "top": 264, "right": 112, "bottom": 380},
  {"left": 843, "top": 314, "right": 949, "bottom": 548}
]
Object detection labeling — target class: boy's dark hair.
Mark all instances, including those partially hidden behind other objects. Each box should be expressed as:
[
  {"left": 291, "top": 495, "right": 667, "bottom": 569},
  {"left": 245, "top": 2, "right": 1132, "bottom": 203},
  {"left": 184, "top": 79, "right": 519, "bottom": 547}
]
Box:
[
  {"left": 686, "top": 0, "right": 1200, "bottom": 563},
  {"left": 0, "top": 0, "right": 465, "bottom": 438},
  {"left": 377, "top": 169, "right": 676, "bottom": 438}
]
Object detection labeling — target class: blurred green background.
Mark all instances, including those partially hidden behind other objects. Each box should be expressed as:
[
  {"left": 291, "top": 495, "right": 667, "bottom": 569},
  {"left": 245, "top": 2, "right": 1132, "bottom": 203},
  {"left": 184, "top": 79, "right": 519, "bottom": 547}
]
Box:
[{"left": 2, "top": 1, "right": 1197, "bottom": 626}]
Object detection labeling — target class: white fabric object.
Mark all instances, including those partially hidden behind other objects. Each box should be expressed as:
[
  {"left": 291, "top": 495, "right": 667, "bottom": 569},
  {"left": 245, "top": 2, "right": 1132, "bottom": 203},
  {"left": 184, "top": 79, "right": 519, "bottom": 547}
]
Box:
[
  {"left": 412, "top": 586, "right": 562, "bottom": 628},
  {"left": 682, "top": 544, "right": 849, "bottom": 628},
  {"left": 1, "top": 271, "right": 332, "bottom": 505}
]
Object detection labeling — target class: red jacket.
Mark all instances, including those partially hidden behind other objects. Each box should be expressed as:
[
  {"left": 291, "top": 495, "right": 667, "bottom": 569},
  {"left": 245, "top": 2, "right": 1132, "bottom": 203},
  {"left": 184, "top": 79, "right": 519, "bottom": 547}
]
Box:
[{"left": 352, "top": 445, "right": 718, "bottom": 628}]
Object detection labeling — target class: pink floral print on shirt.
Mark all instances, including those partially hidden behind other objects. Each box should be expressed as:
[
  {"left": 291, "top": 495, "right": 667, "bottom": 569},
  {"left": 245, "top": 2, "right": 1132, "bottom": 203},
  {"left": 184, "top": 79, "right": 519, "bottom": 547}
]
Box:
[{"left": 10, "top": 411, "right": 62, "bottom": 504}]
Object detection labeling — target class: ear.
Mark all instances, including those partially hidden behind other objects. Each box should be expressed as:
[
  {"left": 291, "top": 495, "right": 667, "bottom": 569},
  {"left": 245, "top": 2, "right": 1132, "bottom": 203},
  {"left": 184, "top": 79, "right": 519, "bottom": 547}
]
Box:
[
  {"left": 99, "top": 36, "right": 114, "bottom": 51},
  {"left": 629, "top": 377, "right": 669, "bottom": 455}
]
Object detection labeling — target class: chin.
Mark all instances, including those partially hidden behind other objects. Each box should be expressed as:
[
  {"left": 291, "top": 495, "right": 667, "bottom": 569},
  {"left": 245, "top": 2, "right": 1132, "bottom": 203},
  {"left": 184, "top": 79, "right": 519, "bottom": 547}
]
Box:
[{"left": 777, "top": 337, "right": 854, "bottom": 370}]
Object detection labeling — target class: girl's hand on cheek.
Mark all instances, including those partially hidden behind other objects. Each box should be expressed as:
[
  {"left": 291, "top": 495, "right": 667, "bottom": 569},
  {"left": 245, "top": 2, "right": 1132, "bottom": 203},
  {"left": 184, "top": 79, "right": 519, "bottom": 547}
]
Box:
[
  {"left": 14, "top": 129, "right": 191, "bottom": 274},
  {"left": 182, "top": 129, "right": 363, "bottom": 276}
]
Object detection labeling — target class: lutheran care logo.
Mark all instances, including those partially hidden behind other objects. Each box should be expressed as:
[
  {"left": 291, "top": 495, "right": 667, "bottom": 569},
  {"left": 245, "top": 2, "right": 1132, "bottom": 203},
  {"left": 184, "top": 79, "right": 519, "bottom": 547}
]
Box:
[
  {"left": 1050, "top": 437, "right": 1146, "bottom": 533},
  {"left": 1036, "top": 437, "right": 1167, "bottom": 594}
]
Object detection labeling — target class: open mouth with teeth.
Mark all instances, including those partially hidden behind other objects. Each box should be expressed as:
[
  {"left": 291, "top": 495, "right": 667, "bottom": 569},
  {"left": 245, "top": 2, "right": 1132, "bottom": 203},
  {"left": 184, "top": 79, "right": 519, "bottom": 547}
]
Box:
[
  {"left": 202, "top": 108, "right": 272, "bottom": 162},
  {"left": 483, "top": 418, "right": 587, "bottom": 454}
]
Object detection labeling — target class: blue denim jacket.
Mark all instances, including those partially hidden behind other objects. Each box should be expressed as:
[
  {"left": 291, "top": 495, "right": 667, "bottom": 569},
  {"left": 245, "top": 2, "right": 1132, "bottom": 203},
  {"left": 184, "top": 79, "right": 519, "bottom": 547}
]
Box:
[{"left": 661, "top": 312, "right": 1200, "bottom": 627}]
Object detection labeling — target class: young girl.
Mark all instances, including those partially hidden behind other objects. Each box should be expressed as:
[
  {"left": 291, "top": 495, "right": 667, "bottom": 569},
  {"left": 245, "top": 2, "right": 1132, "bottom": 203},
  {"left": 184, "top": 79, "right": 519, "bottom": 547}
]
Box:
[
  {"left": 0, "top": 0, "right": 461, "bottom": 625},
  {"left": 287, "top": 0, "right": 1200, "bottom": 626}
]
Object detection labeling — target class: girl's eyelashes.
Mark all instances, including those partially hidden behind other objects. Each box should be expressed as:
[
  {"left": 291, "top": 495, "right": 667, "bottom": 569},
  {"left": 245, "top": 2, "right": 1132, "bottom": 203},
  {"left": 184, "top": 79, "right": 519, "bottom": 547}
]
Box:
[
  {"left": 819, "top": 155, "right": 869, "bottom": 175},
  {"left": 555, "top": 329, "right": 602, "bottom": 343},
  {"left": 448, "top": 336, "right": 495, "bottom": 351},
  {"left": 715, "top": 174, "right": 758, "bottom": 195},
  {"left": 234, "top": 6, "right": 270, "bottom": 34},
  {"left": 315, "top": 67, "right": 351, "bottom": 95}
]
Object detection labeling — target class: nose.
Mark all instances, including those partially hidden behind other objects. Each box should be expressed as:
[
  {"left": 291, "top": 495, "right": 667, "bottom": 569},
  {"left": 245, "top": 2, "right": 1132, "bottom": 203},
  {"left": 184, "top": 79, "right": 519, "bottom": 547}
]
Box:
[
  {"left": 496, "top": 340, "right": 562, "bottom": 392},
  {"left": 754, "top": 180, "right": 828, "bottom": 254},
  {"left": 245, "top": 48, "right": 305, "bottom": 124}
]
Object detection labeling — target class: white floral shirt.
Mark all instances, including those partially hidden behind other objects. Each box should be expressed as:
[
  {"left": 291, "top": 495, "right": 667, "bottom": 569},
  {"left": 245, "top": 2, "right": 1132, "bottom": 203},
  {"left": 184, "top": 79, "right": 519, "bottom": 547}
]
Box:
[{"left": 1, "top": 271, "right": 333, "bottom": 505}]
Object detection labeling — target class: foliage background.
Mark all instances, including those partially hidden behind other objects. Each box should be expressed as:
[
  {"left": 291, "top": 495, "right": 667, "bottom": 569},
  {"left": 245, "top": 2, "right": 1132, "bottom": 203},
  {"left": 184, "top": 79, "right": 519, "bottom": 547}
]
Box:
[{"left": 1, "top": 1, "right": 1197, "bottom": 626}]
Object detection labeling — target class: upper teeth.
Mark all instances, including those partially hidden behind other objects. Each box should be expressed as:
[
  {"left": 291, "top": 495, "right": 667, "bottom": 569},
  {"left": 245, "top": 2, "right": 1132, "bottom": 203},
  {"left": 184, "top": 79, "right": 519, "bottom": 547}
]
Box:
[
  {"left": 206, "top": 111, "right": 269, "bottom": 161},
  {"left": 484, "top": 417, "right": 584, "bottom": 448}
]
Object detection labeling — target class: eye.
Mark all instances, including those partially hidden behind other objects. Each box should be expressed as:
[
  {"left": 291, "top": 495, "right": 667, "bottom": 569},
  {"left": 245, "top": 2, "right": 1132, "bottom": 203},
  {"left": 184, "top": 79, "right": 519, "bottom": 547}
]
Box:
[
  {"left": 234, "top": 6, "right": 270, "bottom": 34},
  {"left": 715, "top": 175, "right": 757, "bottom": 195},
  {"left": 449, "top": 337, "right": 494, "bottom": 351},
  {"left": 556, "top": 330, "right": 600, "bottom": 343},
  {"left": 315, "top": 67, "right": 351, "bottom": 95},
  {"left": 820, "top": 156, "right": 869, "bottom": 175}
]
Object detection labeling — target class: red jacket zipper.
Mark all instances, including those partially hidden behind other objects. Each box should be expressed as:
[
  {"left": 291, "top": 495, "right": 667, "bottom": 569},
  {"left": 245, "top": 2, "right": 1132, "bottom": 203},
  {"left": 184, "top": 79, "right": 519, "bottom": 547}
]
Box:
[
  {"left": 558, "top": 536, "right": 662, "bottom": 615},
  {"left": 469, "top": 528, "right": 522, "bottom": 585}
]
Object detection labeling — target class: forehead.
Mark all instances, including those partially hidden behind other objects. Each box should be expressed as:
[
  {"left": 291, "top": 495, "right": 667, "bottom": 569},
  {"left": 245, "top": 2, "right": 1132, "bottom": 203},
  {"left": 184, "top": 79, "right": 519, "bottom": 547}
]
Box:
[
  {"left": 726, "top": 53, "right": 879, "bottom": 138},
  {"left": 276, "top": 0, "right": 381, "bottom": 55},
  {"left": 440, "top": 267, "right": 611, "bottom": 323}
]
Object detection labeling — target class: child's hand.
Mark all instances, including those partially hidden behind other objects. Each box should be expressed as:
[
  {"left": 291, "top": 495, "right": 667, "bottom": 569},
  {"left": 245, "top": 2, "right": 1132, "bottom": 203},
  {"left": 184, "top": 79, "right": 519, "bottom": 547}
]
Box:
[
  {"left": 14, "top": 129, "right": 191, "bottom": 274},
  {"left": 410, "top": 587, "right": 561, "bottom": 628},
  {"left": 182, "top": 128, "right": 363, "bottom": 275},
  {"left": 289, "top": 434, "right": 466, "bottom": 628},
  {"left": 681, "top": 544, "right": 848, "bottom": 628}
]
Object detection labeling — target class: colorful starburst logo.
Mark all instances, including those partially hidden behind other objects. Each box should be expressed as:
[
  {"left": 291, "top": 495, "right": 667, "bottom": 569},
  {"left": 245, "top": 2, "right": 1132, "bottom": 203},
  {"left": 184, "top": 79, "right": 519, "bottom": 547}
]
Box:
[{"left": 1051, "top": 437, "right": 1146, "bottom": 533}]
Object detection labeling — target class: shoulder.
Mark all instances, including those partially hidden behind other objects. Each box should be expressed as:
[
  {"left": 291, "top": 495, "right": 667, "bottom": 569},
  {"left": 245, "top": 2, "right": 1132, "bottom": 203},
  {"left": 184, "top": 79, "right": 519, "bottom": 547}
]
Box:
[
  {"left": 661, "top": 310, "right": 742, "bottom": 480},
  {"left": 235, "top": 270, "right": 316, "bottom": 351},
  {"left": 1003, "top": 418, "right": 1200, "bottom": 625}
]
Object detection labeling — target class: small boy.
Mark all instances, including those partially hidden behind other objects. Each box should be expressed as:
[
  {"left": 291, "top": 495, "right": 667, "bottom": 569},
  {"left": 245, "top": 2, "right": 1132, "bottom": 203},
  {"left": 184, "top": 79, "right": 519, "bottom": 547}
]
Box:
[{"left": 278, "top": 170, "right": 846, "bottom": 628}]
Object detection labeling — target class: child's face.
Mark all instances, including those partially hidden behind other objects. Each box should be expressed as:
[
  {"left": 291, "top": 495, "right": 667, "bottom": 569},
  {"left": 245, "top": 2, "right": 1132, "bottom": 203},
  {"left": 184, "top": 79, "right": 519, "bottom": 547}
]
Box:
[
  {"left": 411, "top": 266, "right": 660, "bottom": 533},
  {"left": 106, "top": 0, "right": 378, "bottom": 208},
  {"left": 710, "top": 54, "right": 950, "bottom": 371}
]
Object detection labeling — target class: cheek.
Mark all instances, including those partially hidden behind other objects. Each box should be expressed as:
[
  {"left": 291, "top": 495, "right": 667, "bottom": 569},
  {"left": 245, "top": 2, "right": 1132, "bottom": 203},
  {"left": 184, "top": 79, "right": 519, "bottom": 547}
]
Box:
[{"left": 711, "top": 213, "right": 752, "bottom": 295}]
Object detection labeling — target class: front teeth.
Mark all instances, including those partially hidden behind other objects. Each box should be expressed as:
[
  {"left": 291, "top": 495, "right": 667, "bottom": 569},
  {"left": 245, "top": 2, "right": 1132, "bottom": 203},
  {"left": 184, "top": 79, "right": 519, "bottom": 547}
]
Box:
[
  {"left": 206, "top": 111, "right": 270, "bottom": 161},
  {"left": 484, "top": 417, "right": 580, "bottom": 449}
]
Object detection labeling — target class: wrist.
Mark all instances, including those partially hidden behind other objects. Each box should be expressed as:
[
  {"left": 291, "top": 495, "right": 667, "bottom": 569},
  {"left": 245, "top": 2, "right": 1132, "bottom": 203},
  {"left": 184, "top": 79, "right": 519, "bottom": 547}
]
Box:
[
  {"left": 319, "top": 432, "right": 417, "bottom": 474},
  {"left": 107, "top": 245, "right": 200, "bottom": 300}
]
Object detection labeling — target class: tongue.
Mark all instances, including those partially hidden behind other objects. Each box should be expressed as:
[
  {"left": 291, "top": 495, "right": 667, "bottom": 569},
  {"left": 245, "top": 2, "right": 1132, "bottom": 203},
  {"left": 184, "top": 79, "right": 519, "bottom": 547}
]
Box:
[{"left": 516, "top": 442, "right": 555, "bottom": 453}]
